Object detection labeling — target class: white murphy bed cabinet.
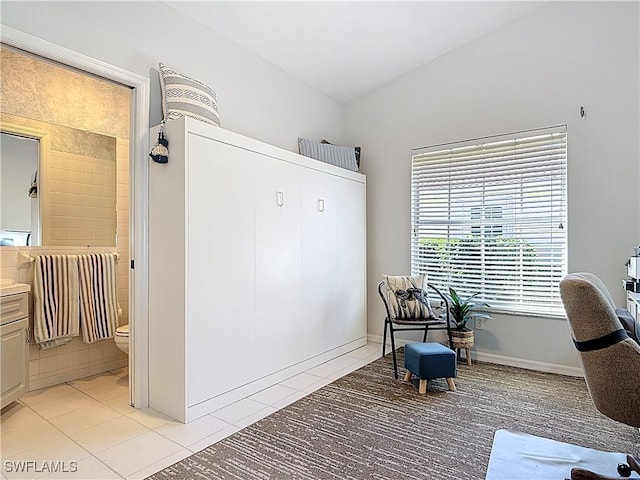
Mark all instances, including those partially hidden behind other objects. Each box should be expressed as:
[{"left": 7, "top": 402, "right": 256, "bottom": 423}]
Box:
[{"left": 149, "top": 117, "right": 366, "bottom": 423}]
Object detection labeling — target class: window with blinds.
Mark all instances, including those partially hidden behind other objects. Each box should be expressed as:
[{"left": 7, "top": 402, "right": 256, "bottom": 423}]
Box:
[{"left": 411, "top": 126, "right": 567, "bottom": 317}]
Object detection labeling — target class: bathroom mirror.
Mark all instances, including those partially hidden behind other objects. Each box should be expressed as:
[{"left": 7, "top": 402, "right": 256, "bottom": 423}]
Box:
[
  {"left": 0, "top": 132, "right": 39, "bottom": 246},
  {"left": 0, "top": 124, "right": 118, "bottom": 247}
]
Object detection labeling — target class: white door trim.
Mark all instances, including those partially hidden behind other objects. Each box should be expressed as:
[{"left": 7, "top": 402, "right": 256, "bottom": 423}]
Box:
[{"left": 0, "top": 25, "right": 151, "bottom": 409}]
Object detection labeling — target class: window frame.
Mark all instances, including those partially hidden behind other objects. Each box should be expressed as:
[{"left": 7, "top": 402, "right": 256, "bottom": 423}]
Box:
[{"left": 410, "top": 125, "right": 568, "bottom": 318}]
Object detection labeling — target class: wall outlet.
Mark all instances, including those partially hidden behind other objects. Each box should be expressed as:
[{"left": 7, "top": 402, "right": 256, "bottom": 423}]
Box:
[{"left": 475, "top": 317, "right": 485, "bottom": 330}]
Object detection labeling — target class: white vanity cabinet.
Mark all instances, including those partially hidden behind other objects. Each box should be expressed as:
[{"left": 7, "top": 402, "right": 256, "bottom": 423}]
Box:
[
  {"left": 1, "top": 285, "right": 30, "bottom": 409},
  {"left": 149, "top": 117, "right": 366, "bottom": 422}
]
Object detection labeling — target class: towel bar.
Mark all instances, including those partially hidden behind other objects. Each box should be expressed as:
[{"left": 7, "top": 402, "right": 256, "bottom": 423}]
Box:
[{"left": 19, "top": 251, "right": 121, "bottom": 266}]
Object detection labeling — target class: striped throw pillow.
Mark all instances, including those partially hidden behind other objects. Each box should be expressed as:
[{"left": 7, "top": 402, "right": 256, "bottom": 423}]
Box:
[
  {"left": 298, "top": 137, "right": 358, "bottom": 172},
  {"left": 159, "top": 63, "right": 220, "bottom": 127}
]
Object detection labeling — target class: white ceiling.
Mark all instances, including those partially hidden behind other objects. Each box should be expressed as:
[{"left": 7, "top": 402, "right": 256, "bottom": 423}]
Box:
[{"left": 163, "top": 1, "right": 545, "bottom": 103}]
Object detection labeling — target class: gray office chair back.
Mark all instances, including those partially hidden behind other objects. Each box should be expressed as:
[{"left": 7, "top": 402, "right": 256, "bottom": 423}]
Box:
[{"left": 560, "top": 272, "right": 640, "bottom": 428}]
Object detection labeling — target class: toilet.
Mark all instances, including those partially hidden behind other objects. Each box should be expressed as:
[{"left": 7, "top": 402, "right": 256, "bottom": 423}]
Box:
[{"left": 114, "top": 324, "right": 129, "bottom": 354}]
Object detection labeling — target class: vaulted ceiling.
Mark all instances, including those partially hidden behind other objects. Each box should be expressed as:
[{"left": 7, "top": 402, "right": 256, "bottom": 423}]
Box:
[{"left": 163, "top": 1, "right": 545, "bottom": 103}]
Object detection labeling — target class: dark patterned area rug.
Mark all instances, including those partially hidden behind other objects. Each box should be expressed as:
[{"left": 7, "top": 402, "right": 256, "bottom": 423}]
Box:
[{"left": 148, "top": 350, "right": 639, "bottom": 480}]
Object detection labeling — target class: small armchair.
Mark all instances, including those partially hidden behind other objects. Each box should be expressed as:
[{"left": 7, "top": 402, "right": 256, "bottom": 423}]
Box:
[{"left": 378, "top": 275, "right": 454, "bottom": 378}]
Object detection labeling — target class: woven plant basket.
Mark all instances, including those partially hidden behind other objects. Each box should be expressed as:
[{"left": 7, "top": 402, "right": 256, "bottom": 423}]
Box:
[{"left": 451, "top": 329, "right": 475, "bottom": 348}]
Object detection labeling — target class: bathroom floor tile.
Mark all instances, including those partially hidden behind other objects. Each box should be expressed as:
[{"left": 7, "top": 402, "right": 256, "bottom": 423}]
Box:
[
  {"left": 20, "top": 384, "right": 77, "bottom": 406},
  {"left": 26, "top": 391, "right": 98, "bottom": 419},
  {"left": 155, "top": 415, "right": 231, "bottom": 447},
  {"left": 49, "top": 402, "right": 121, "bottom": 435},
  {"left": 187, "top": 425, "right": 241, "bottom": 453},
  {"left": 81, "top": 380, "right": 129, "bottom": 403},
  {"left": 270, "top": 389, "right": 310, "bottom": 410},
  {"left": 232, "top": 406, "right": 277, "bottom": 429},
  {"left": 69, "top": 373, "right": 120, "bottom": 392},
  {"left": 304, "top": 362, "right": 342, "bottom": 378},
  {"left": 345, "top": 343, "right": 382, "bottom": 359},
  {"left": 210, "top": 398, "right": 266, "bottom": 425},
  {"left": 4, "top": 437, "right": 92, "bottom": 479},
  {"left": 1, "top": 420, "right": 65, "bottom": 457},
  {"left": 95, "top": 431, "right": 183, "bottom": 477},
  {"left": 70, "top": 416, "right": 150, "bottom": 454},
  {"left": 103, "top": 394, "right": 136, "bottom": 416},
  {"left": 41, "top": 456, "right": 123, "bottom": 479},
  {"left": 247, "top": 384, "right": 299, "bottom": 406},
  {"left": 126, "top": 448, "right": 191, "bottom": 480},
  {"left": 279, "top": 372, "right": 323, "bottom": 390},
  {"left": 0, "top": 344, "right": 380, "bottom": 479},
  {"left": 0, "top": 403, "right": 42, "bottom": 433},
  {"left": 126, "top": 408, "right": 173, "bottom": 429},
  {"left": 301, "top": 377, "right": 334, "bottom": 393}
]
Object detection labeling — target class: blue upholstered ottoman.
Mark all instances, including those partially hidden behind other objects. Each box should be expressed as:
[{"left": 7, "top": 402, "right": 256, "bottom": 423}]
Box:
[{"left": 404, "top": 342, "right": 457, "bottom": 394}]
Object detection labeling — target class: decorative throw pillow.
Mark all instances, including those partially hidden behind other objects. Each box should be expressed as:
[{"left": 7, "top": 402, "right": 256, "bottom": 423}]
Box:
[
  {"left": 383, "top": 274, "right": 436, "bottom": 320},
  {"left": 321, "top": 139, "right": 361, "bottom": 170},
  {"left": 158, "top": 62, "right": 220, "bottom": 127},
  {"left": 298, "top": 137, "right": 358, "bottom": 172}
]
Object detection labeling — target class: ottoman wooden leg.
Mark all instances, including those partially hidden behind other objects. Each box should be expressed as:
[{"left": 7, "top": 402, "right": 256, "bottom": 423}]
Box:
[
  {"left": 404, "top": 371, "right": 412, "bottom": 382},
  {"left": 419, "top": 379, "right": 427, "bottom": 394},
  {"left": 446, "top": 378, "right": 457, "bottom": 392}
]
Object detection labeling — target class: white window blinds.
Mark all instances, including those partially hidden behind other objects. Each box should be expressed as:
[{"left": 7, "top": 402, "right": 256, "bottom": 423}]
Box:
[{"left": 411, "top": 126, "right": 567, "bottom": 317}]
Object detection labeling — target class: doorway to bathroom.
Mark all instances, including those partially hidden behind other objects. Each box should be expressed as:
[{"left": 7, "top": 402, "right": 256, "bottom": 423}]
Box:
[{"left": 0, "top": 27, "right": 150, "bottom": 409}]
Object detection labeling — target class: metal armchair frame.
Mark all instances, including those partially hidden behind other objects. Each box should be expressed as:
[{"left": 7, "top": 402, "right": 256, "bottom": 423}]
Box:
[{"left": 378, "top": 281, "right": 454, "bottom": 379}]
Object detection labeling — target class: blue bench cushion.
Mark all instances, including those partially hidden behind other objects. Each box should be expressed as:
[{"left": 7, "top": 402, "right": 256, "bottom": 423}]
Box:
[{"left": 404, "top": 342, "right": 456, "bottom": 380}]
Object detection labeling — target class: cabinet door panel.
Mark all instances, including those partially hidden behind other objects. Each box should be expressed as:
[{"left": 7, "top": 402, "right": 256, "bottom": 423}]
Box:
[
  {"left": 302, "top": 169, "right": 338, "bottom": 358},
  {"left": 1, "top": 318, "right": 28, "bottom": 409},
  {"left": 187, "top": 135, "right": 256, "bottom": 405},
  {"left": 255, "top": 156, "right": 302, "bottom": 378},
  {"left": 337, "top": 180, "right": 366, "bottom": 345}
]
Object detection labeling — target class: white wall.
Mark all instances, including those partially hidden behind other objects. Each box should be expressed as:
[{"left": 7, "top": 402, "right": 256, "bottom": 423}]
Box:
[
  {"left": 0, "top": 1, "right": 344, "bottom": 151},
  {"left": 344, "top": 1, "right": 640, "bottom": 370}
]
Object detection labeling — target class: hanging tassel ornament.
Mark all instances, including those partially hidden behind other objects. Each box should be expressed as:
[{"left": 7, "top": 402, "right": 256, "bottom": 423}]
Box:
[{"left": 149, "top": 122, "right": 169, "bottom": 163}]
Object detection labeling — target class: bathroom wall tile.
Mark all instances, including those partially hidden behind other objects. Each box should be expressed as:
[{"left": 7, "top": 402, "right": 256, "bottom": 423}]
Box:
[
  {"left": 74, "top": 350, "right": 89, "bottom": 367},
  {"left": 88, "top": 346, "right": 105, "bottom": 364},
  {"left": 39, "top": 358, "right": 58, "bottom": 375},
  {"left": 28, "top": 345, "right": 40, "bottom": 360},
  {"left": 28, "top": 359, "right": 40, "bottom": 377}
]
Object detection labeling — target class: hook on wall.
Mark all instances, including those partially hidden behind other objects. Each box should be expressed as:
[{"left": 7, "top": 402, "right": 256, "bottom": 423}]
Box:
[{"left": 579, "top": 106, "right": 586, "bottom": 118}]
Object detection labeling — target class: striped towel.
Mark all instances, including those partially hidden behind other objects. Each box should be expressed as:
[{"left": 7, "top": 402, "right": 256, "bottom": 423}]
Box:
[
  {"left": 78, "top": 253, "right": 118, "bottom": 343},
  {"left": 33, "top": 255, "right": 80, "bottom": 349}
]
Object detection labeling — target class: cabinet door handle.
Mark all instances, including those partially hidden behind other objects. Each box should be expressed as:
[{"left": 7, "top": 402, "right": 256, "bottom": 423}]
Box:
[
  {"left": 318, "top": 199, "right": 325, "bottom": 212},
  {"left": 276, "top": 191, "right": 284, "bottom": 207}
]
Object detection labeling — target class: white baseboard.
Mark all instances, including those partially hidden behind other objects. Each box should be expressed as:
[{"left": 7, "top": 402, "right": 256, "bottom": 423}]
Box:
[{"left": 367, "top": 334, "right": 583, "bottom": 377}]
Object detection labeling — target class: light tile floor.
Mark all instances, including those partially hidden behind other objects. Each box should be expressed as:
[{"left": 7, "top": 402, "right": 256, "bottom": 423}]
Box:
[{"left": 1, "top": 343, "right": 382, "bottom": 480}]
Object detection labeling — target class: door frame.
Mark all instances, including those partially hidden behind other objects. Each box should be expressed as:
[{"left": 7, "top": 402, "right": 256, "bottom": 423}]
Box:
[{"left": 0, "top": 26, "right": 151, "bottom": 409}]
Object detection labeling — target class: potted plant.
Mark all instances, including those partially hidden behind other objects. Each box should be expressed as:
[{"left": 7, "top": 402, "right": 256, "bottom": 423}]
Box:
[{"left": 448, "top": 287, "right": 492, "bottom": 363}]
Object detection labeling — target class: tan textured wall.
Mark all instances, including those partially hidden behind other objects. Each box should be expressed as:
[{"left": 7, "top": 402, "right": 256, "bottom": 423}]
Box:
[{"left": 0, "top": 46, "right": 131, "bottom": 388}]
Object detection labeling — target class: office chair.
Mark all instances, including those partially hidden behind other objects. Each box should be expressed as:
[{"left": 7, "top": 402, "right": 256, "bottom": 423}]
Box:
[{"left": 559, "top": 272, "right": 640, "bottom": 480}]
